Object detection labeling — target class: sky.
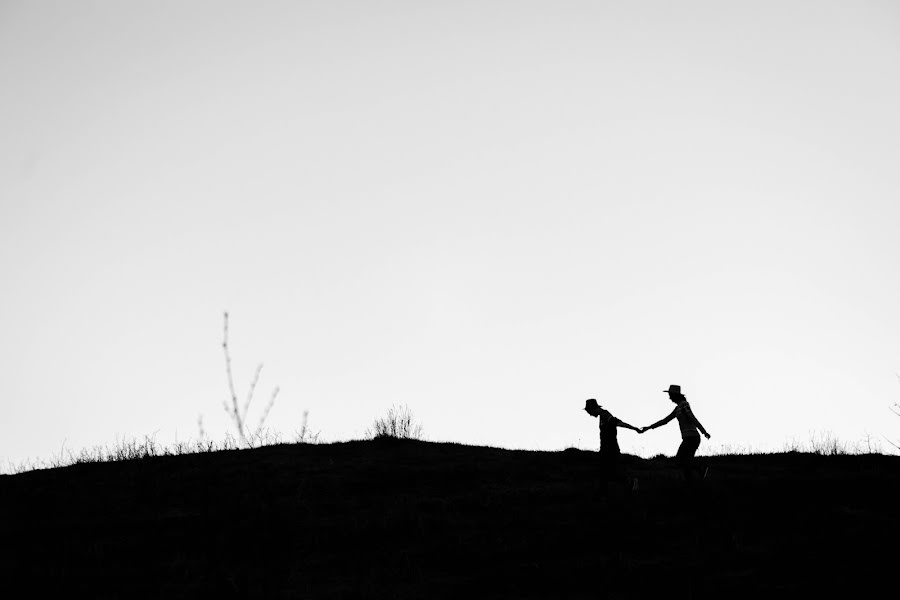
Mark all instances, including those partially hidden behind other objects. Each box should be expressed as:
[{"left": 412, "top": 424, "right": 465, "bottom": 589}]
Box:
[{"left": 2, "top": 0, "right": 900, "bottom": 468}]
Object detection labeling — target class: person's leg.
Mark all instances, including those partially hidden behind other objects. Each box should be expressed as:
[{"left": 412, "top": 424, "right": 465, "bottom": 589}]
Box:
[
  {"left": 613, "top": 455, "right": 633, "bottom": 491},
  {"left": 687, "top": 436, "right": 701, "bottom": 480},
  {"left": 676, "top": 436, "right": 701, "bottom": 482},
  {"left": 608, "top": 451, "right": 637, "bottom": 492},
  {"left": 600, "top": 451, "right": 638, "bottom": 499},
  {"left": 696, "top": 446, "right": 709, "bottom": 480},
  {"left": 621, "top": 461, "right": 638, "bottom": 493},
  {"left": 597, "top": 452, "right": 614, "bottom": 498},
  {"left": 675, "top": 439, "right": 691, "bottom": 481}
]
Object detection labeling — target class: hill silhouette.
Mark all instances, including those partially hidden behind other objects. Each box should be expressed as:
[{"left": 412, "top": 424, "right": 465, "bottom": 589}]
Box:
[{"left": 1, "top": 439, "right": 897, "bottom": 598}]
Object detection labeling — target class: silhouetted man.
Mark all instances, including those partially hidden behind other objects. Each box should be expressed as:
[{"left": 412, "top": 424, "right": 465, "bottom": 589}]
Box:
[{"left": 584, "top": 399, "right": 641, "bottom": 496}]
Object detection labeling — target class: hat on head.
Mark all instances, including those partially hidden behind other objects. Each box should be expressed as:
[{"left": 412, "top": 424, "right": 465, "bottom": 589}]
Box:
[
  {"left": 663, "top": 384, "right": 682, "bottom": 395},
  {"left": 584, "top": 398, "right": 600, "bottom": 412}
]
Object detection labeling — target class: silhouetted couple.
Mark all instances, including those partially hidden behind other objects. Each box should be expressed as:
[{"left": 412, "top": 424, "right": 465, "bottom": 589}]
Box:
[{"left": 584, "top": 384, "right": 711, "bottom": 494}]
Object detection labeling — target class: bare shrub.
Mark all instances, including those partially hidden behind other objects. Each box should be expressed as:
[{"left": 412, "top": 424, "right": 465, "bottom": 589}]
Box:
[
  {"left": 778, "top": 430, "right": 851, "bottom": 456},
  {"left": 855, "top": 430, "right": 884, "bottom": 455},
  {"left": 808, "top": 430, "right": 849, "bottom": 456},
  {"left": 366, "top": 405, "right": 423, "bottom": 440},
  {"left": 294, "top": 410, "right": 321, "bottom": 444},
  {"left": 221, "top": 312, "right": 279, "bottom": 448}
]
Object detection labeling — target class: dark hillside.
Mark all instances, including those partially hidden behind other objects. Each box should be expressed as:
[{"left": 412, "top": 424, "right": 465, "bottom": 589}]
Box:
[{"left": 1, "top": 440, "right": 897, "bottom": 599}]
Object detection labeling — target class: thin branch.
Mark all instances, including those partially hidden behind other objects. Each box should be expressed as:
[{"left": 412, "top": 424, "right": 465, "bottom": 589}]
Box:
[
  {"left": 254, "top": 386, "right": 280, "bottom": 439},
  {"left": 219, "top": 311, "right": 282, "bottom": 448},
  {"left": 222, "top": 312, "right": 245, "bottom": 440},
  {"left": 242, "top": 363, "right": 264, "bottom": 424}
]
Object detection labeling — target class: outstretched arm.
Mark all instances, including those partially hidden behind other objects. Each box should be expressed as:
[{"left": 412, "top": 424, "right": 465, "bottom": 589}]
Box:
[
  {"left": 644, "top": 408, "right": 677, "bottom": 432},
  {"left": 693, "top": 413, "right": 710, "bottom": 438}
]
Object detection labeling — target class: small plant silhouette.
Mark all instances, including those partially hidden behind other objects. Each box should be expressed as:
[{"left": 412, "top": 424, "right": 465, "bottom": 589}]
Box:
[
  {"left": 294, "top": 410, "right": 321, "bottom": 444},
  {"left": 222, "top": 311, "right": 279, "bottom": 448},
  {"left": 367, "top": 404, "right": 423, "bottom": 440}
]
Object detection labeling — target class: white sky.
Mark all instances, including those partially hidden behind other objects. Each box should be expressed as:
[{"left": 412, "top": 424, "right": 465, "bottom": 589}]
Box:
[{"left": 2, "top": 1, "right": 899, "bottom": 467}]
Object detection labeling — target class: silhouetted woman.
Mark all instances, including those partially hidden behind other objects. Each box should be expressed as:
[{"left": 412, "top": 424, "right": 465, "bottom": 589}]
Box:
[
  {"left": 584, "top": 398, "right": 641, "bottom": 496},
  {"left": 641, "top": 384, "right": 711, "bottom": 482}
]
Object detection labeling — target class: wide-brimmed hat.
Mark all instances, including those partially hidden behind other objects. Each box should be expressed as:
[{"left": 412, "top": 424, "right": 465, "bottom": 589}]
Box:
[
  {"left": 584, "top": 398, "right": 600, "bottom": 412},
  {"left": 663, "top": 384, "right": 682, "bottom": 395}
]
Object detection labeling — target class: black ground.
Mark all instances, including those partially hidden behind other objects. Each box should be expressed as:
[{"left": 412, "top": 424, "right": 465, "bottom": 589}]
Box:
[{"left": 2, "top": 439, "right": 897, "bottom": 598}]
